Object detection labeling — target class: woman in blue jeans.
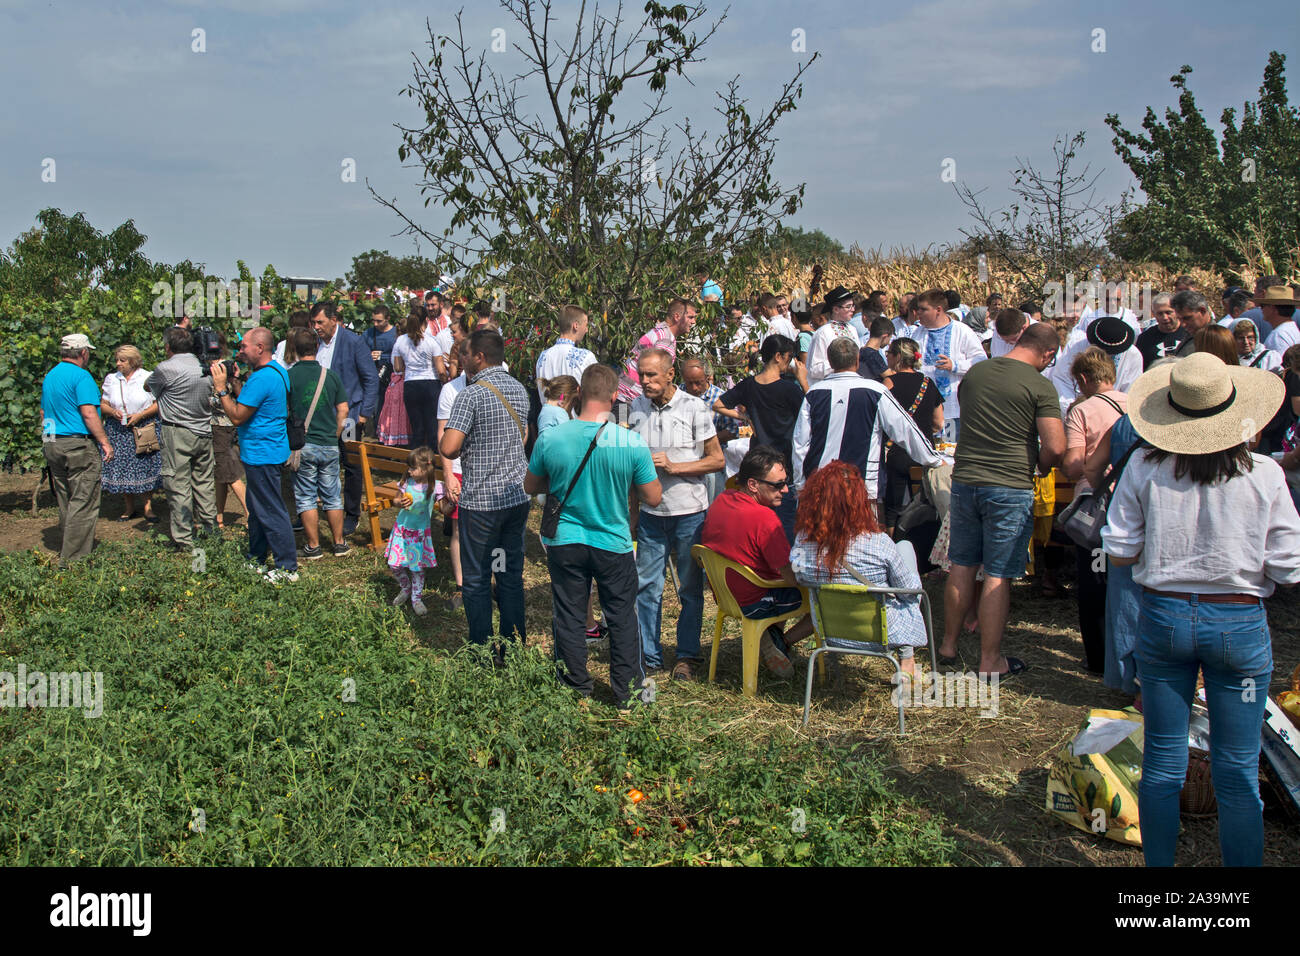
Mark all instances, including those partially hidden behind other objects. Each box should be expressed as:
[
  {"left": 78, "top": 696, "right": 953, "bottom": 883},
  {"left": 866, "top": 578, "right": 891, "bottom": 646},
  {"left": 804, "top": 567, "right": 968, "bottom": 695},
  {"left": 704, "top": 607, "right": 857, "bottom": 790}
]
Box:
[{"left": 1101, "top": 353, "right": 1300, "bottom": 866}]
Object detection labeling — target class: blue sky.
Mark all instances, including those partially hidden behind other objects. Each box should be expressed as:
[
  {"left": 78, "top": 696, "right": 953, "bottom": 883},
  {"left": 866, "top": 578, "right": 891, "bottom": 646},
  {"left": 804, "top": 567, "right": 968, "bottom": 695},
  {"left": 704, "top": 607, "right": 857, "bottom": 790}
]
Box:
[{"left": 2, "top": 0, "right": 1296, "bottom": 281}]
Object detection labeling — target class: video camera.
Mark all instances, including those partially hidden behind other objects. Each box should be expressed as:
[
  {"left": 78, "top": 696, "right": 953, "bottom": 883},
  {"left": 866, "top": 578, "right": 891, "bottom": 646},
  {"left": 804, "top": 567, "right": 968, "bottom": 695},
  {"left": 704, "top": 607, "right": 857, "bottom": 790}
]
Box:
[{"left": 192, "top": 327, "right": 236, "bottom": 379}]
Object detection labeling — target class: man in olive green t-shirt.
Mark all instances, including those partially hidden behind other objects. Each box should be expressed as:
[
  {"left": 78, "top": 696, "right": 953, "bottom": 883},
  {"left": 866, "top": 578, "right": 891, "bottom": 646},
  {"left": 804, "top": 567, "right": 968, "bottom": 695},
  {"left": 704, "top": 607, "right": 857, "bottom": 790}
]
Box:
[
  {"left": 940, "top": 323, "right": 1065, "bottom": 679},
  {"left": 287, "top": 330, "right": 350, "bottom": 557}
]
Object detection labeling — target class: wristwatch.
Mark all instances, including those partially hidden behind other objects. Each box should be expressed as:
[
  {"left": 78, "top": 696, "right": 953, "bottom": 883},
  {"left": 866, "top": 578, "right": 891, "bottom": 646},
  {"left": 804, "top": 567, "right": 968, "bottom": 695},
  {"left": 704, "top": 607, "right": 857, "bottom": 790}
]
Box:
[{"left": 216, "top": 388, "right": 230, "bottom": 398}]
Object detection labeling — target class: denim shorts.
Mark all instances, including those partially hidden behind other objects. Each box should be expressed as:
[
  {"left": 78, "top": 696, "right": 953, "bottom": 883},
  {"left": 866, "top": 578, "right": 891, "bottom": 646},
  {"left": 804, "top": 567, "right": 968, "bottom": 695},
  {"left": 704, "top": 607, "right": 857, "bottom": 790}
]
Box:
[
  {"left": 947, "top": 481, "right": 1035, "bottom": 579},
  {"left": 292, "top": 443, "right": 343, "bottom": 513},
  {"left": 740, "top": 586, "right": 803, "bottom": 620}
]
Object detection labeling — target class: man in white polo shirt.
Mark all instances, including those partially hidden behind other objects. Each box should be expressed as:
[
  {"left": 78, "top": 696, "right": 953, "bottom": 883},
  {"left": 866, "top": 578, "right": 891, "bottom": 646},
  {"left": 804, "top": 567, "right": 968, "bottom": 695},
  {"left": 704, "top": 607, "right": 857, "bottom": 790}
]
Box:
[
  {"left": 630, "top": 347, "right": 724, "bottom": 681},
  {"left": 1079, "top": 284, "right": 1141, "bottom": 336}
]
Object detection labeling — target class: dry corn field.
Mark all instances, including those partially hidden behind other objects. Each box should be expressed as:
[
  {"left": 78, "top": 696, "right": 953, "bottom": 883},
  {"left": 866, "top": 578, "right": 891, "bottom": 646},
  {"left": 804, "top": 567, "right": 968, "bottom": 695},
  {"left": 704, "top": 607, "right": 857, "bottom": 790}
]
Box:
[{"left": 752, "top": 250, "right": 1233, "bottom": 306}]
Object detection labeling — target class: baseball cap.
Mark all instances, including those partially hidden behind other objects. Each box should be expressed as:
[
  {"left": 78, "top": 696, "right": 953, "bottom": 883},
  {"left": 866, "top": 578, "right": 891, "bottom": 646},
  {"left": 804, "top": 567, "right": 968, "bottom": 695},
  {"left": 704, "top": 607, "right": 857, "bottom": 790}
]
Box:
[{"left": 61, "top": 333, "right": 96, "bottom": 351}]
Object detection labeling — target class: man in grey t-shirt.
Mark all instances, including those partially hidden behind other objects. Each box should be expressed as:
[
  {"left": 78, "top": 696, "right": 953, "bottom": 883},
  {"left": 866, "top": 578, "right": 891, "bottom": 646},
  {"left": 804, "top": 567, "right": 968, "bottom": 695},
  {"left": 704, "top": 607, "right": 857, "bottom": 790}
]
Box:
[{"left": 146, "top": 326, "right": 217, "bottom": 550}]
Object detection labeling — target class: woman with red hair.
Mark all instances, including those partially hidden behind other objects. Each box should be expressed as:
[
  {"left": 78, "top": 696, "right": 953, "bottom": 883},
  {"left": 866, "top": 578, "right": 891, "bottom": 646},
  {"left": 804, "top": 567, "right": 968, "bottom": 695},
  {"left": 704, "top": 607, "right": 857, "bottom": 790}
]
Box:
[{"left": 790, "top": 461, "right": 928, "bottom": 677}]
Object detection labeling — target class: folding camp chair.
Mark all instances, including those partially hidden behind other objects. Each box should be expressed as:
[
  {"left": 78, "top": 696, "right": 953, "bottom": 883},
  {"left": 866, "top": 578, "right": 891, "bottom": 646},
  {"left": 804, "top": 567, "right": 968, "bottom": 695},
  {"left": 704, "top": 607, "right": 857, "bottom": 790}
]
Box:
[{"left": 803, "top": 581, "right": 937, "bottom": 733}]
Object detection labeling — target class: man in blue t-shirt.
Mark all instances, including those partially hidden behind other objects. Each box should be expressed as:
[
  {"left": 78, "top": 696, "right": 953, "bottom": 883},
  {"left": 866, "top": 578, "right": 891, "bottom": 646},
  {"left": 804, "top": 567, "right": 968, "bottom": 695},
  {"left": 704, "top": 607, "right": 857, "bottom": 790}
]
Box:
[
  {"left": 41, "top": 333, "right": 114, "bottom": 563},
  {"left": 525, "top": 364, "right": 662, "bottom": 709},
  {"left": 210, "top": 327, "right": 297, "bottom": 578}
]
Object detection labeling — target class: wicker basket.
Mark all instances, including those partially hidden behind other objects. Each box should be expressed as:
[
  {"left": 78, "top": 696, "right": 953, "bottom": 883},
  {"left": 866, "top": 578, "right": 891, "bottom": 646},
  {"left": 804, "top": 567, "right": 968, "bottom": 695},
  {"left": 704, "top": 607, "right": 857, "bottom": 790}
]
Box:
[{"left": 1180, "top": 747, "right": 1217, "bottom": 816}]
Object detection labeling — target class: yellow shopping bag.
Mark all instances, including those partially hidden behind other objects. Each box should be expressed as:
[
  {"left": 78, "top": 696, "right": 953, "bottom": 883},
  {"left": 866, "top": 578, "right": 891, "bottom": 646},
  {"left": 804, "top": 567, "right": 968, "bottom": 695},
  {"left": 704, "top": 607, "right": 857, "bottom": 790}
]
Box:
[{"left": 1045, "top": 707, "right": 1144, "bottom": 846}]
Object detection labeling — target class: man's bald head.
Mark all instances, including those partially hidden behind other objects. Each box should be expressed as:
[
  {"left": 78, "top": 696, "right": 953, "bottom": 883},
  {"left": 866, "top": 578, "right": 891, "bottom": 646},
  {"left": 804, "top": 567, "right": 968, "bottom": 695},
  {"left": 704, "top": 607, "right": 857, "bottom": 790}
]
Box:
[{"left": 237, "top": 326, "right": 277, "bottom": 369}]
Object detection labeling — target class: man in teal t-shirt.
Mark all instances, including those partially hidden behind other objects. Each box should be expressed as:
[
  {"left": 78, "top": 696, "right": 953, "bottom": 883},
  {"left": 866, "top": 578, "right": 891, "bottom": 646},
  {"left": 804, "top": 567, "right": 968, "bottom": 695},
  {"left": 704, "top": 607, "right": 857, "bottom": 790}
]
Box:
[{"left": 525, "top": 365, "right": 661, "bottom": 708}]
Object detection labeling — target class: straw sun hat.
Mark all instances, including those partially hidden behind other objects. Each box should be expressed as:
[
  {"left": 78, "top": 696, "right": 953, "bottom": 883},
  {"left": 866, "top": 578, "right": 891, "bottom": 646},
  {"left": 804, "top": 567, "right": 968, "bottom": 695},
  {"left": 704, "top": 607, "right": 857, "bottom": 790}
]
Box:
[{"left": 1127, "top": 352, "right": 1283, "bottom": 454}]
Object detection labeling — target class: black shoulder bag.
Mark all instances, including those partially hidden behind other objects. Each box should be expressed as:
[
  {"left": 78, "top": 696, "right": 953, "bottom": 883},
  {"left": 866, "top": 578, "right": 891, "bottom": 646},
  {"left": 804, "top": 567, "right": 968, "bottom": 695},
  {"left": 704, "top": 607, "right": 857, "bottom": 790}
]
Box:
[
  {"left": 277, "top": 366, "right": 307, "bottom": 451},
  {"left": 540, "top": 422, "right": 606, "bottom": 538},
  {"left": 1055, "top": 434, "right": 1145, "bottom": 550}
]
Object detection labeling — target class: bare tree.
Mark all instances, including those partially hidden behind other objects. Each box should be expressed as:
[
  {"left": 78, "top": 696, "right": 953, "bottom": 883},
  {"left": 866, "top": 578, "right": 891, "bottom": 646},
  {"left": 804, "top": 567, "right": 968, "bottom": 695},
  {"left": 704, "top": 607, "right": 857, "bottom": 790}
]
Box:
[
  {"left": 368, "top": 0, "right": 816, "bottom": 360},
  {"left": 954, "top": 131, "right": 1120, "bottom": 302}
]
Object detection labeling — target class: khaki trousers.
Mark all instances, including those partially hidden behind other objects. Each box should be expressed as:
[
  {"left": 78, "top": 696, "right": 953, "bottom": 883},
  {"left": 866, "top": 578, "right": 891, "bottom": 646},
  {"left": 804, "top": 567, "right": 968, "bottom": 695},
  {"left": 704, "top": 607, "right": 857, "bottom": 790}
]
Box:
[
  {"left": 43, "top": 435, "right": 102, "bottom": 563},
  {"left": 160, "top": 424, "right": 217, "bottom": 548}
]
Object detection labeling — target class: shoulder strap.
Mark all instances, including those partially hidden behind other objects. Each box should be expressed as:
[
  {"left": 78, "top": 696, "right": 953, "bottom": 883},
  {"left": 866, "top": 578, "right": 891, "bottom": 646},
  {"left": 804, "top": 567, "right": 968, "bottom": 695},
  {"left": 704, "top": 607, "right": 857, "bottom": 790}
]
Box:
[
  {"left": 554, "top": 423, "right": 607, "bottom": 509},
  {"left": 1251, "top": 351, "right": 1268, "bottom": 368},
  {"left": 478, "top": 378, "right": 527, "bottom": 443},
  {"left": 303, "top": 367, "right": 328, "bottom": 432},
  {"left": 273, "top": 363, "right": 291, "bottom": 403},
  {"left": 841, "top": 563, "right": 875, "bottom": 589},
  {"left": 1098, "top": 439, "right": 1146, "bottom": 497},
  {"left": 1097, "top": 393, "right": 1124, "bottom": 417},
  {"left": 907, "top": 376, "right": 929, "bottom": 415}
]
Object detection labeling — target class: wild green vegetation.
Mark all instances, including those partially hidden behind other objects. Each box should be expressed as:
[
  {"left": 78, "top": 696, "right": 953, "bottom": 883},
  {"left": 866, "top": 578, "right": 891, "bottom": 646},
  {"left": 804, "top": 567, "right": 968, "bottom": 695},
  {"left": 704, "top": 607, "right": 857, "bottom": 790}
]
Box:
[{"left": 0, "top": 537, "right": 953, "bottom": 865}]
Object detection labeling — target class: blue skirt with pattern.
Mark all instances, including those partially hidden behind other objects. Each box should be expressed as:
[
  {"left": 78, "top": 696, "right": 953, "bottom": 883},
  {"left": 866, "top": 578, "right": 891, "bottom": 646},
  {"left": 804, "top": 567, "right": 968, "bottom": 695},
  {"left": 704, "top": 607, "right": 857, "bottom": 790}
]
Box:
[{"left": 101, "top": 417, "right": 163, "bottom": 494}]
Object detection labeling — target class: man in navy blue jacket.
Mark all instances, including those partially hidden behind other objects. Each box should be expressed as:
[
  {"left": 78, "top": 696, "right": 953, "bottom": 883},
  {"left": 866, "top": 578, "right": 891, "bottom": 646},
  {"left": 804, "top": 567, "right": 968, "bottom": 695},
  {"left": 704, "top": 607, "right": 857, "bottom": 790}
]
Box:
[{"left": 310, "top": 302, "right": 378, "bottom": 536}]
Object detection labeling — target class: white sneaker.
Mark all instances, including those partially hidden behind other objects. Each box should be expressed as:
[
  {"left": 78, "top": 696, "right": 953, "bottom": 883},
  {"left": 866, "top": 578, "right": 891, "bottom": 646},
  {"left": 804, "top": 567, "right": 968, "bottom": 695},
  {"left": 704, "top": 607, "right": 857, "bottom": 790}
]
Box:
[
  {"left": 245, "top": 562, "right": 267, "bottom": 575},
  {"left": 266, "top": 569, "right": 299, "bottom": 584},
  {"left": 411, "top": 596, "right": 427, "bottom": 616},
  {"left": 392, "top": 588, "right": 410, "bottom": 607}
]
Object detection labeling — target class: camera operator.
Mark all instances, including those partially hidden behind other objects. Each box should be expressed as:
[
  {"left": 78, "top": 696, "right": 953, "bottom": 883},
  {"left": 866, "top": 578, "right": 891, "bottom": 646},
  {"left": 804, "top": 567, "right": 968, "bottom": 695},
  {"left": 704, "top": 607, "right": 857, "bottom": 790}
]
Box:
[
  {"left": 145, "top": 326, "right": 218, "bottom": 551},
  {"left": 365, "top": 305, "right": 398, "bottom": 435},
  {"left": 210, "top": 327, "right": 298, "bottom": 579}
]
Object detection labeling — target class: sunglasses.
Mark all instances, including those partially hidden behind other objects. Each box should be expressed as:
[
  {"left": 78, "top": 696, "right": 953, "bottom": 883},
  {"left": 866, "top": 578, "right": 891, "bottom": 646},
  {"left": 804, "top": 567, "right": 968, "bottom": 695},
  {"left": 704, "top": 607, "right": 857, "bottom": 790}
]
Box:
[{"left": 753, "top": 477, "right": 789, "bottom": 490}]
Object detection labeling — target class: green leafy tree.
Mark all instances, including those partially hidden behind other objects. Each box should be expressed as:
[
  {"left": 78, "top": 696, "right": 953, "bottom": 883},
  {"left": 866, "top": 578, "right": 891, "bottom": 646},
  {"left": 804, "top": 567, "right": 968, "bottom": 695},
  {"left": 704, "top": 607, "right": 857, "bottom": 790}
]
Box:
[
  {"left": 1105, "top": 52, "right": 1300, "bottom": 274},
  {"left": 344, "top": 249, "right": 441, "bottom": 292},
  {"left": 369, "top": 0, "right": 816, "bottom": 362},
  {"left": 0, "top": 209, "right": 159, "bottom": 297},
  {"left": 757, "top": 226, "right": 846, "bottom": 264}
]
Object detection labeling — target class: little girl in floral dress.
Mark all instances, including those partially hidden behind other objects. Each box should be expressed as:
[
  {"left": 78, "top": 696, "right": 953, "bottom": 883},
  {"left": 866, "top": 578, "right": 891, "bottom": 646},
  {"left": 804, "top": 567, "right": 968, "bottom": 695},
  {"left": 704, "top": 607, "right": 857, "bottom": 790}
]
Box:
[{"left": 387, "top": 446, "right": 438, "bottom": 615}]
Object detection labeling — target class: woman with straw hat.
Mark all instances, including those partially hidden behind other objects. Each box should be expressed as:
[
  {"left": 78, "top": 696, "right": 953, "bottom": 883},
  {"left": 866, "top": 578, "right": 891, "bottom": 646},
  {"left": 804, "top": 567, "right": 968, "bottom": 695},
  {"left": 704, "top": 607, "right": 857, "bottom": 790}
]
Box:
[{"left": 1101, "top": 352, "right": 1300, "bottom": 866}]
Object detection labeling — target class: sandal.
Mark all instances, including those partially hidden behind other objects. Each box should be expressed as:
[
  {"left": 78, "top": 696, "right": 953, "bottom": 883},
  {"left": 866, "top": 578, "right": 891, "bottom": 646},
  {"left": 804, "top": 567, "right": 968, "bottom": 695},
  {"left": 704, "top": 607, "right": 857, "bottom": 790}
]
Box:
[
  {"left": 116, "top": 512, "right": 137, "bottom": 522},
  {"left": 982, "top": 656, "right": 1028, "bottom": 680}
]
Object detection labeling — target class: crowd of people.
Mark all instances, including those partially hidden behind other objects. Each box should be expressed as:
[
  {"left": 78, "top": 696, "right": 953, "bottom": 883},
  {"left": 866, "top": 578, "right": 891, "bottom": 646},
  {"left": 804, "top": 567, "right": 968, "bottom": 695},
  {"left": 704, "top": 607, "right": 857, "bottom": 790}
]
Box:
[{"left": 39, "top": 272, "right": 1300, "bottom": 866}]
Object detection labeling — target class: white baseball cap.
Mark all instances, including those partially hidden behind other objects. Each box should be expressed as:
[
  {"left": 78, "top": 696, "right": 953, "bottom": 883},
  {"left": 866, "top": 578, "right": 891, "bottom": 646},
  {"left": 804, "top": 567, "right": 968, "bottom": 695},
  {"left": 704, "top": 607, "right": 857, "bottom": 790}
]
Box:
[{"left": 61, "top": 333, "right": 96, "bottom": 351}]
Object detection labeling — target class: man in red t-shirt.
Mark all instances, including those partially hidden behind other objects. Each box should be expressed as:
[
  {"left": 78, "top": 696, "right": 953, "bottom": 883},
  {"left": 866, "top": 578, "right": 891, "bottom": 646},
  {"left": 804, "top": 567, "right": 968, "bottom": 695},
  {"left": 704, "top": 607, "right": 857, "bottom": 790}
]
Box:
[{"left": 701, "top": 445, "right": 815, "bottom": 678}]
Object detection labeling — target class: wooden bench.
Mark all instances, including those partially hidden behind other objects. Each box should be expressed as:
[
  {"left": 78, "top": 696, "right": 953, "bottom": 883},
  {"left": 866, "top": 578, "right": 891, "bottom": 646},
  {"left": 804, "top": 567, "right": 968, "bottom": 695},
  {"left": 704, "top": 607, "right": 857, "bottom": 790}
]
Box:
[{"left": 342, "top": 440, "right": 444, "bottom": 551}]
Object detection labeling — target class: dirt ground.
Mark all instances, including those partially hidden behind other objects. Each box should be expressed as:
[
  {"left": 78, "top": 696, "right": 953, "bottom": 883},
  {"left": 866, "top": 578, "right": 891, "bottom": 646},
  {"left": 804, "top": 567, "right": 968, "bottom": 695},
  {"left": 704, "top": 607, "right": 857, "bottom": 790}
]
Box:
[{"left": 3, "top": 469, "right": 1298, "bottom": 866}]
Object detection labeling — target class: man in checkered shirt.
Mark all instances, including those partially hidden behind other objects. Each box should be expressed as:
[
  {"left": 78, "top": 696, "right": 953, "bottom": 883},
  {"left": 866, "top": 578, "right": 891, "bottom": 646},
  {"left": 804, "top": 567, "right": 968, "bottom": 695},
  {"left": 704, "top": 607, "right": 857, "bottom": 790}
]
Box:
[{"left": 440, "top": 328, "right": 532, "bottom": 659}]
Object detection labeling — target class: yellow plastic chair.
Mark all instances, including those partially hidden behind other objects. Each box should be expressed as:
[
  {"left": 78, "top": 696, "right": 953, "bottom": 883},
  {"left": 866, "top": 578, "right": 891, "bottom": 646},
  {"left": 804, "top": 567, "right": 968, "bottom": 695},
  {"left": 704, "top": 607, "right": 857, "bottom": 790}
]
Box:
[
  {"left": 692, "top": 544, "right": 810, "bottom": 697},
  {"left": 803, "top": 582, "right": 937, "bottom": 733}
]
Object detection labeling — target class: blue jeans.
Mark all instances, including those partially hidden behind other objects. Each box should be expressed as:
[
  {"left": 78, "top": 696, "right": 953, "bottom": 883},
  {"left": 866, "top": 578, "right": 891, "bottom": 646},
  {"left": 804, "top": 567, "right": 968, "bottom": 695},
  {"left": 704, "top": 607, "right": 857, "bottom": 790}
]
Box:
[
  {"left": 947, "top": 482, "right": 1034, "bottom": 579},
  {"left": 244, "top": 461, "right": 297, "bottom": 571},
  {"left": 293, "top": 443, "right": 342, "bottom": 513},
  {"left": 635, "top": 510, "right": 706, "bottom": 668},
  {"left": 1135, "top": 593, "right": 1272, "bottom": 867},
  {"left": 457, "top": 502, "right": 529, "bottom": 648}
]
